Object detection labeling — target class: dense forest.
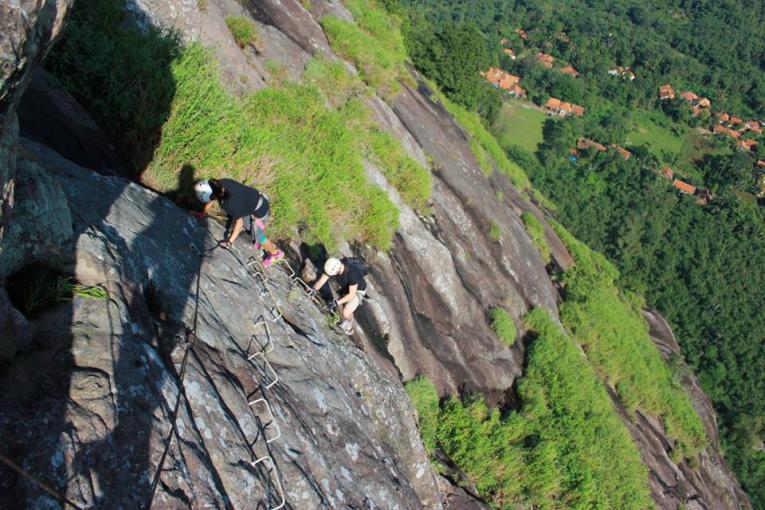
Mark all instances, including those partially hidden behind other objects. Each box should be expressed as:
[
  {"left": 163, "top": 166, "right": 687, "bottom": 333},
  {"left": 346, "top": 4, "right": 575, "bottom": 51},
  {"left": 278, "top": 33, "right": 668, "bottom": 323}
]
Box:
[{"left": 390, "top": 0, "right": 765, "bottom": 507}]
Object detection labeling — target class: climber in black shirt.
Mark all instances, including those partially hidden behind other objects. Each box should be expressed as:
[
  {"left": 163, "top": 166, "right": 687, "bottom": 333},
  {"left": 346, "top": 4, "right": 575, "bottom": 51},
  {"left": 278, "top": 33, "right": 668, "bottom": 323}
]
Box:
[
  {"left": 194, "top": 178, "right": 284, "bottom": 267},
  {"left": 311, "top": 257, "right": 367, "bottom": 335}
]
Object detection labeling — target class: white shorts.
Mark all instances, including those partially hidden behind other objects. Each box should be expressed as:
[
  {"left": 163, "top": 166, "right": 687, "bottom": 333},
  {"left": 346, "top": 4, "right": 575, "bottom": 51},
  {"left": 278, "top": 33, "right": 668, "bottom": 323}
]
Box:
[{"left": 344, "top": 290, "right": 366, "bottom": 314}]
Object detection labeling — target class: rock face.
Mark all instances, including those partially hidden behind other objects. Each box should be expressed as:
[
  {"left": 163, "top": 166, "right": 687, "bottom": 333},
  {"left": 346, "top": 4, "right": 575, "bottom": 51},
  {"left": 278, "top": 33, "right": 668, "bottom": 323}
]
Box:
[
  {"left": 0, "top": 140, "right": 440, "bottom": 509},
  {"left": 0, "top": 0, "right": 752, "bottom": 509}
]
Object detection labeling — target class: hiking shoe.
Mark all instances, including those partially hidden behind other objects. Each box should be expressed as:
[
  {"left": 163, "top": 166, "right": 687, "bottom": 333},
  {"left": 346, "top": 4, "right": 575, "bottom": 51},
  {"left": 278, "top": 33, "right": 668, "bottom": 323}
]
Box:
[
  {"left": 262, "top": 250, "right": 284, "bottom": 268},
  {"left": 340, "top": 320, "right": 354, "bottom": 335}
]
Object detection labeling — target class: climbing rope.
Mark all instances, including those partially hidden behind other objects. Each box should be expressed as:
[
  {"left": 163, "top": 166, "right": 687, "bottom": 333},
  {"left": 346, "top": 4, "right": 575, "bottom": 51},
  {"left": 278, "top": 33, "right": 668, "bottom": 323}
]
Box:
[
  {"left": 144, "top": 241, "right": 215, "bottom": 510},
  {"left": 0, "top": 453, "right": 88, "bottom": 509}
]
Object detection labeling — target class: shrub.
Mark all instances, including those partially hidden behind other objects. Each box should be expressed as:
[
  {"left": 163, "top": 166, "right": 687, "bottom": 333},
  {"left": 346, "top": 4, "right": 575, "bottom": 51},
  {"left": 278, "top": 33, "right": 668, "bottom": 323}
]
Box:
[
  {"left": 521, "top": 211, "right": 551, "bottom": 263},
  {"left": 488, "top": 222, "right": 501, "bottom": 241},
  {"left": 489, "top": 307, "right": 516, "bottom": 346},
  {"left": 225, "top": 15, "right": 258, "bottom": 48}
]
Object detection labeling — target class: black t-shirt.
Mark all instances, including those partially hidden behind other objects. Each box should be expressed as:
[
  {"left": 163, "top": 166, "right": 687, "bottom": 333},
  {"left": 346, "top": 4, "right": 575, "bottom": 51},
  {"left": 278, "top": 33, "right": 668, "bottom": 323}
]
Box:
[
  {"left": 218, "top": 179, "right": 269, "bottom": 219},
  {"left": 338, "top": 263, "right": 367, "bottom": 292}
]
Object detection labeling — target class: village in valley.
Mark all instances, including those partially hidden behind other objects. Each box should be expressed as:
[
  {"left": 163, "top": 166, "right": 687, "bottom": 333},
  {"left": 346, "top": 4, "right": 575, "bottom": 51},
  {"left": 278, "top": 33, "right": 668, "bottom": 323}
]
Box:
[{"left": 483, "top": 28, "right": 765, "bottom": 203}]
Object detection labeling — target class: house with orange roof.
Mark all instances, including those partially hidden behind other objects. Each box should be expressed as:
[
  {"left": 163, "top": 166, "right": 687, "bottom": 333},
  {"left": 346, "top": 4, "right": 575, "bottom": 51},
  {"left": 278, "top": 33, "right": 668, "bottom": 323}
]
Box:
[
  {"left": 738, "top": 139, "right": 758, "bottom": 152},
  {"left": 716, "top": 112, "right": 730, "bottom": 123},
  {"left": 482, "top": 67, "right": 523, "bottom": 93},
  {"left": 577, "top": 138, "right": 607, "bottom": 152},
  {"left": 713, "top": 124, "right": 741, "bottom": 139},
  {"left": 730, "top": 115, "right": 743, "bottom": 125},
  {"left": 659, "top": 84, "right": 675, "bottom": 100},
  {"left": 560, "top": 65, "right": 580, "bottom": 78},
  {"left": 662, "top": 167, "right": 674, "bottom": 180},
  {"left": 569, "top": 104, "right": 585, "bottom": 116},
  {"left": 545, "top": 97, "right": 585, "bottom": 117},
  {"left": 612, "top": 145, "right": 632, "bottom": 160},
  {"left": 508, "top": 84, "right": 526, "bottom": 98},
  {"left": 745, "top": 120, "right": 763, "bottom": 134},
  {"left": 680, "top": 91, "right": 699, "bottom": 102},
  {"left": 515, "top": 28, "right": 528, "bottom": 40},
  {"left": 697, "top": 97, "right": 711, "bottom": 108},
  {"left": 673, "top": 179, "right": 697, "bottom": 195},
  {"left": 537, "top": 52, "right": 555, "bottom": 68},
  {"left": 503, "top": 48, "right": 516, "bottom": 60}
]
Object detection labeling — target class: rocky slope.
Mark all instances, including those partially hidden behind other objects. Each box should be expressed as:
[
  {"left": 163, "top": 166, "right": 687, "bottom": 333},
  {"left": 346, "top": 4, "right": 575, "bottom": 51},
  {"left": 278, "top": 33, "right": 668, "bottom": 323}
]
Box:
[{"left": 0, "top": 0, "right": 751, "bottom": 508}]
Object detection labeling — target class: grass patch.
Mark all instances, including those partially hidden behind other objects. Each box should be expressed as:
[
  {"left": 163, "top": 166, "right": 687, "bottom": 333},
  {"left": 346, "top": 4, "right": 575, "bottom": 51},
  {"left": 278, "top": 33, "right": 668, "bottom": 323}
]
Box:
[
  {"left": 553, "top": 219, "right": 707, "bottom": 462},
  {"left": 409, "top": 310, "right": 652, "bottom": 509},
  {"left": 365, "top": 128, "right": 432, "bottom": 210},
  {"left": 488, "top": 222, "right": 502, "bottom": 241},
  {"left": 489, "top": 307, "right": 516, "bottom": 346},
  {"left": 145, "top": 44, "right": 398, "bottom": 249},
  {"left": 45, "top": 0, "right": 181, "bottom": 172},
  {"left": 521, "top": 211, "right": 551, "bottom": 263},
  {"left": 493, "top": 101, "right": 546, "bottom": 153},
  {"left": 320, "top": 0, "right": 407, "bottom": 97},
  {"left": 626, "top": 109, "right": 684, "bottom": 163},
  {"left": 225, "top": 15, "right": 258, "bottom": 48},
  {"left": 404, "top": 376, "right": 439, "bottom": 452}
]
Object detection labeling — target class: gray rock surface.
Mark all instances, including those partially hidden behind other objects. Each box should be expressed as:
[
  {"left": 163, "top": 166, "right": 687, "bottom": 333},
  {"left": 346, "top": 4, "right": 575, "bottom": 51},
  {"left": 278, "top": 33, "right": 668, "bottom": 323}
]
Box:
[{"left": 0, "top": 140, "right": 441, "bottom": 509}]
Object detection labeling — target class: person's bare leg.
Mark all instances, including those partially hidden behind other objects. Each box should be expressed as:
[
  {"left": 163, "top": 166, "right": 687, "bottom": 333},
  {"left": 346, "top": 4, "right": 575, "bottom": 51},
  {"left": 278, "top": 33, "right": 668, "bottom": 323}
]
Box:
[{"left": 262, "top": 239, "right": 279, "bottom": 254}]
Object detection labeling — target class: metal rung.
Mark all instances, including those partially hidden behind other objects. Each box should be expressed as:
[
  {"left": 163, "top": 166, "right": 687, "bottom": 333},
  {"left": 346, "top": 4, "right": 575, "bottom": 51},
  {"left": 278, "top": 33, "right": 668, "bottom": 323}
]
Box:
[
  {"left": 248, "top": 399, "right": 282, "bottom": 443},
  {"left": 250, "top": 456, "right": 286, "bottom": 510},
  {"left": 249, "top": 352, "right": 278, "bottom": 390}
]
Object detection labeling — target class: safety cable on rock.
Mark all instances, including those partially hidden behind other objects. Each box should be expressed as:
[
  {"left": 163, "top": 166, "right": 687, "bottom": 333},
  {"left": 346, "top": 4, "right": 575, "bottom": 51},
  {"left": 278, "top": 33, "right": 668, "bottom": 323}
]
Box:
[
  {"left": 0, "top": 452, "right": 88, "bottom": 509},
  {"left": 145, "top": 241, "right": 215, "bottom": 510}
]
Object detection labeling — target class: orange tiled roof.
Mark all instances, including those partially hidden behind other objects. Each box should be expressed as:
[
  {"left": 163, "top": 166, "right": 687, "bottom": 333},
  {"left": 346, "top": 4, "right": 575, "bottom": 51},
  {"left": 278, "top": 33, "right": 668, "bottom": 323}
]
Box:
[
  {"left": 713, "top": 124, "right": 741, "bottom": 138},
  {"left": 745, "top": 120, "right": 762, "bottom": 133},
  {"left": 537, "top": 52, "right": 555, "bottom": 67},
  {"left": 680, "top": 91, "right": 699, "bottom": 102},
  {"left": 738, "top": 139, "right": 759, "bottom": 151},
  {"left": 515, "top": 28, "right": 528, "bottom": 40},
  {"left": 560, "top": 65, "right": 579, "bottom": 77},
  {"left": 545, "top": 97, "right": 562, "bottom": 109},
  {"left": 503, "top": 48, "right": 516, "bottom": 57},
  {"left": 570, "top": 104, "right": 585, "bottom": 116},
  {"left": 730, "top": 115, "right": 743, "bottom": 125},
  {"left": 662, "top": 166, "right": 674, "bottom": 179},
  {"left": 697, "top": 97, "right": 711, "bottom": 108},
  {"left": 577, "top": 138, "right": 607, "bottom": 152},
  {"left": 659, "top": 84, "right": 675, "bottom": 98},
  {"left": 612, "top": 145, "right": 632, "bottom": 160},
  {"left": 716, "top": 112, "right": 730, "bottom": 122},
  {"left": 673, "top": 179, "right": 697, "bottom": 195}
]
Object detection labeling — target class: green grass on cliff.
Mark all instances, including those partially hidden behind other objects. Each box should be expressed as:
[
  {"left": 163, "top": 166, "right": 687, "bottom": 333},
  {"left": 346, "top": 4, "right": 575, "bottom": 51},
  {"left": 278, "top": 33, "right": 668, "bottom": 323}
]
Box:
[
  {"left": 320, "top": 0, "right": 408, "bottom": 97},
  {"left": 407, "top": 309, "right": 653, "bottom": 509},
  {"left": 551, "top": 220, "right": 707, "bottom": 462},
  {"left": 146, "top": 45, "right": 398, "bottom": 249}
]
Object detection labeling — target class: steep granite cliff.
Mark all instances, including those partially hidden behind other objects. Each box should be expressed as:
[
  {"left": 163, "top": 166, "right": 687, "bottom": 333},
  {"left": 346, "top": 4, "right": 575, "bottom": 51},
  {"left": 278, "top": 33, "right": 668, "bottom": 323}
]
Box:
[{"left": 0, "top": 1, "right": 752, "bottom": 508}]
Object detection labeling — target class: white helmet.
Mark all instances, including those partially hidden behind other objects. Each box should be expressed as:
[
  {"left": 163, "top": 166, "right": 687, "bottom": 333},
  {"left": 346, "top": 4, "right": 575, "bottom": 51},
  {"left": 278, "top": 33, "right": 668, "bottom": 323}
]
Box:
[
  {"left": 195, "top": 179, "right": 213, "bottom": 203},
  {"left": 324, "top": 257, "right": 343, "bottom": 276}
]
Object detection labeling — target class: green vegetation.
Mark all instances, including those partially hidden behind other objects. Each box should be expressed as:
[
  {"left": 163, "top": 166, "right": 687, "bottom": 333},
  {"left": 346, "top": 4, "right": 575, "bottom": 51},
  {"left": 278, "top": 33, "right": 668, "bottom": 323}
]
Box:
[
  {"left": 146, "top": 45, "right": 398, "bottom": 248},
  {"left": 535, "top": 120, "right": 765, "bottom": 505},
  {"left": 489, "top": 307, "right": 516, "bottom": 346},
  {"left": 225, "top": 16, "right": 258, "bottom": 48},
  {"left": 321, "top": 0, "right": 407, "bottom": 96},
  {"left": 365, "top": 128, "right": 431, "bottom": 210},
  {"left": 404, "top": 376, "right": 439, "bottom": 452},
  {"left": 626, "top": 110, "right": 684, "bottom": 163},
  {"left": 488, "top": 222, "right": 501, "bottom": 241},
  {"left": 7, "top": 265, "right": 107, "bottom": 318},
  {"left": 429, "top": 85, "right": 531, "bottom": 190},
  {"left": 46, "top": 0, "right": 181, "bottom": 171},
  {"left": 520, "top": 211, "right": 550, "bottom": 263},
  {"left": 408, "top": 310, "right": 652, "bottom": 509},
  {"left": 554, "top": 222, "right": 706, "bottom": 461},
  {"left": 493, "top": 102, "right": 546, "bottom": 153}
]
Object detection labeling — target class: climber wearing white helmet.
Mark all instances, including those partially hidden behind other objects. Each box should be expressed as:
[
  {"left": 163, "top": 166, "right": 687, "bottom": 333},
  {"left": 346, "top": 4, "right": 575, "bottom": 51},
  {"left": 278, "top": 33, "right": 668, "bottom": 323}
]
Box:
[
  {"left": 311, "top": 257, "right": 367, "bottom": 335},
  {"left": 194, "top": 178, "right": 284, "bottom": 267}
]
